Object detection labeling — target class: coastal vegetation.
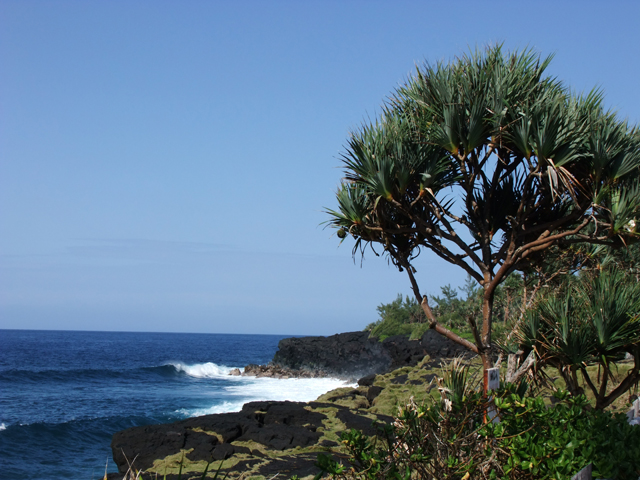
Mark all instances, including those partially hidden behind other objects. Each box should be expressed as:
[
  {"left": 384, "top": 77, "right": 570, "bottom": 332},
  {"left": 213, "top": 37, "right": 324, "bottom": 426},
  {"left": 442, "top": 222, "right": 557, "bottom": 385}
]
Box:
[
  {"left": 326, "top": 45, "right": 640, "bottom": 391},
  {"left": 322, "top": 44, "right": 640, "bottom": 479},
  {"left": 322, "top": 247, "right": 640, "bottom": 478},
  {"left": 367, "top": 241, "right": 640, "bottom": 412},
  {"left": 317, "top": 363, "right": 640, "bottom": 480},
  {"left": 112, "top": 351, "right": 639, "bottom": 479}
]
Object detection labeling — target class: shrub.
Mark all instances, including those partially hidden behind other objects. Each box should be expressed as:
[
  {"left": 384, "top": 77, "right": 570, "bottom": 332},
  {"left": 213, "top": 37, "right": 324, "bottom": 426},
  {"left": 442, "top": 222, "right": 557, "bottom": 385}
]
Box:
[{"left": 316, "top": 386, "right": 640, "bottom": 479}]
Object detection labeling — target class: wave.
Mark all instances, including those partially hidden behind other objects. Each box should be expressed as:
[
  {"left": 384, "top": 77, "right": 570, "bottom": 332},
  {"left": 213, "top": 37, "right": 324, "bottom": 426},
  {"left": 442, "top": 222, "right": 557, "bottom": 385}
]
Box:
[
  {"left": 0, "top": 361, "right": 238, "bottom": 384},
  {"left": 175, "top": 400, "right": 247, "bottom": 417},
  {"left": 166, "top": 362, "right": 236, "bottom": 378},
  {"left": 176, "top": 376, "right": 353, "bottom": 418},
  {"left": 0, "top": 367, "right": 128, "bottom": 384},
  {"left": 227, "top": 376, "right": 353, "bottom": 402},
  {"left": 0, "top": 414, "right": 180, "bottom": 480}
]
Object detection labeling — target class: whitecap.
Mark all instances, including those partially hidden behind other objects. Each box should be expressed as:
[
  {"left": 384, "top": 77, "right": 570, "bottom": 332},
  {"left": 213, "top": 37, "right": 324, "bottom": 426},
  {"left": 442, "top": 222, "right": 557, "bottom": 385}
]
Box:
[
  {"left": 224, "top": 376, "right": 353, "bottom": 404},
  {"left": 169, "top": 362, "right": 235, "bottom": 378},
  {"left": 178, "top": 376, "right": 353, "bottom": 419},
  {"left": 0, "top": 423, "right": 6, "bottom": 431},
  {"left": 176, "top": 401, "right": 246, "bottom": 417}
]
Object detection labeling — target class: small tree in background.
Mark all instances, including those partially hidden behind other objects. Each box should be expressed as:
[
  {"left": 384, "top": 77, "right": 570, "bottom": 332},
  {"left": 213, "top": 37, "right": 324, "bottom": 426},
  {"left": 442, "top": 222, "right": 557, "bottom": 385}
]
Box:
[
  {"left": 520, "top": 267, "right": 640, "bottom": 410},
  {"left": 326, "top": 45, "right": 640, "bottom": 390}
]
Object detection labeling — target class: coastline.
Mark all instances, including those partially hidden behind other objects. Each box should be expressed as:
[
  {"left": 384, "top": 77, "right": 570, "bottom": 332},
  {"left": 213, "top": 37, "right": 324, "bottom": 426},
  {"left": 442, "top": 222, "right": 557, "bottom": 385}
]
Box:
[{"left": 107, "top": 330, "right": 468, "bottom": 479}]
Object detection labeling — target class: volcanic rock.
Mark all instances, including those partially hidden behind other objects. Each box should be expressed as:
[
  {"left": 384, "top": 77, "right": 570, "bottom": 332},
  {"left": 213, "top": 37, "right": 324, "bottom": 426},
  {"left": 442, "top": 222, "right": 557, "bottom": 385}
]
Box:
[
  {"left": 272, "top": 330, "right": 470, "bottom": 378},
  {"left": 110, "top": 400, "right": 392, "bottom": 479}
]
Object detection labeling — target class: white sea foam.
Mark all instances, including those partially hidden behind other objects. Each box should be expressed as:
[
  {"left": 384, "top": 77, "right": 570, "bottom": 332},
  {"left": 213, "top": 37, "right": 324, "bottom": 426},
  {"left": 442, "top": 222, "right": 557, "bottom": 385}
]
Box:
[
  {"left": 178, "top": 376, "right": 353, "bottom": 417},
  {"left": 170, "top": 362, "right": 234, "bottom": 378},
  {"left": 0, "top": 423, "right": 6, "bottom": 431},
  {"left": 176, "top": 401, "right": 247, "bottom": 417},
  {"left": 225, "top": 376, "right": 352, "bottom": 403}
]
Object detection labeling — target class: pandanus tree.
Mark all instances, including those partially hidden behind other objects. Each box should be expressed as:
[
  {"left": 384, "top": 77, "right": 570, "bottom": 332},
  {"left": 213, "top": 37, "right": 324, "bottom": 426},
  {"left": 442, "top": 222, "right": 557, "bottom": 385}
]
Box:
[
  {"left": 326, "top": 46, "right": 640, "bottom": 390},
  {"left": 520, "top": 269, "right": 640, "bottom": 410}
]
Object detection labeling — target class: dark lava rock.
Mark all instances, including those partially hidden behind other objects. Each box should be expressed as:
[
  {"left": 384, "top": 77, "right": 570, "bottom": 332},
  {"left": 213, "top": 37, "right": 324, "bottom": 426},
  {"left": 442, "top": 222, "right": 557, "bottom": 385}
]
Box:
[
  {"left": 391, "top": 374, "right": 433, "bottom": 386},
  {"left": 242, "top": 363, "right": 329, "bottom": 378},
  {"left": 390, "top": 374, "right": 409, "bottom": 384},
  {"left": 248, "top": 453, "right": 328, "bottom": 478},
  {"left": 320, "top": 439, "right": 339, "bottom": 447},
  {"left": 421, "top": 330, "right": 469, "bottom": 359},
  {"left": 111, "top": 400, "right": 392, "bottom": 477},
  {"left": 366, "top": 386, "right": 384, "bottom": 403},
  {"left": 334, "top": 408, "right": 391, "bottom": 436},
  {"left": 382, "top": 335, "right": 427, "bottom": 370},
  {"left": 272, "top": 331, "right": 390, "bottom": 378},
  {"left": 358, "top": 373, "right": 377, "bottom": 386},
  {"left": 422, "top": 373, "right": 437, "bottom": 382},
  {"left": 272, "top": 330, "right": 471, "bottom": 378},
  {"left": 112, "top": 401, "right": 326, "bottom": 473}
]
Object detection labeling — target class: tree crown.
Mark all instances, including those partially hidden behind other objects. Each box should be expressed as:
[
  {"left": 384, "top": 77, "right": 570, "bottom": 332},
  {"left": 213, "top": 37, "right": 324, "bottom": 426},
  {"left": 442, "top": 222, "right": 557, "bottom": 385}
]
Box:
[{"left": 327, "top": 46, "right": 640, "bottom": 294}]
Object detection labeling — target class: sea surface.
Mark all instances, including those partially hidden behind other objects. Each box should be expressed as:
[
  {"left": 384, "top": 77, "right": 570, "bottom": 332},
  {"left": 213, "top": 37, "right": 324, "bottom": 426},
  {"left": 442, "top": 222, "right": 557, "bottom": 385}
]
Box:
[{"left": 0, "top": 329, "right": 348, "bottom": 480}]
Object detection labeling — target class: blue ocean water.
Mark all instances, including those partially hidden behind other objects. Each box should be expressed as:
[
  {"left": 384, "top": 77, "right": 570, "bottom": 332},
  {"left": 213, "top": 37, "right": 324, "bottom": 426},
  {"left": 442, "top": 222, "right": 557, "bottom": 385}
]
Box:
[{"left": 0, "top": 330, "right": 346, "bottom": 480}]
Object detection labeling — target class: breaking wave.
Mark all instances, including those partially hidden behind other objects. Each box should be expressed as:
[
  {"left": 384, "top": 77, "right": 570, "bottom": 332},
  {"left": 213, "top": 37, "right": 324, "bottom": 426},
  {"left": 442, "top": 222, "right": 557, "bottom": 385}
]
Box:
[{"left": 167, "top": 362, "right": 235, "bottom": 378}]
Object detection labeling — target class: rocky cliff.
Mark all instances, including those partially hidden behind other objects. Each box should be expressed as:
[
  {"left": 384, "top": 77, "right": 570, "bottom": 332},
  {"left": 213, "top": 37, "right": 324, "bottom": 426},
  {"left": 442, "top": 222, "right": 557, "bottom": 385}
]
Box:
[{"left": 272, "top": 330, "right": 469, "bottom": 378}]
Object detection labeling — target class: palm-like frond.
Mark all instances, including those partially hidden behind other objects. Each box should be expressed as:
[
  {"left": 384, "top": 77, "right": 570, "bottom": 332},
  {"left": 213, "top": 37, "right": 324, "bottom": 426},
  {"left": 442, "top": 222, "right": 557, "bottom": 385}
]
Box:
[
  {"left": 538, "top": 295, "right": 594, "bottom": 367},
  {"left": 326, "top": 182, "right": 373, "bottom": 231},
  {"left": 587, "top": 271, "right": 640, "bottom": 355},
  {"left": 602, "top": 180, "right": 640, "bottom": 237}
]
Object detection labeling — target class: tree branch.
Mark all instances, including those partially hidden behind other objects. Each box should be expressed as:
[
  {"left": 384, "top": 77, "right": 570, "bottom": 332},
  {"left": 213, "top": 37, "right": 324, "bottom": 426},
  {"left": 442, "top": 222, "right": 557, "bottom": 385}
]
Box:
[
  {"left": 420, "top": 296, "right": 479, "bottom": 354},
  {"left": 505, "top": 351, "right": 536, "bottom": 384},
  {"left": 600, "top": 364, "right": 640, "bottom": 410},
  {"left": 580, "top": 366, "right": 601, "bottom": 400},
  {"left": 513, "top": 218, "right": 591, "bottom": 261}
]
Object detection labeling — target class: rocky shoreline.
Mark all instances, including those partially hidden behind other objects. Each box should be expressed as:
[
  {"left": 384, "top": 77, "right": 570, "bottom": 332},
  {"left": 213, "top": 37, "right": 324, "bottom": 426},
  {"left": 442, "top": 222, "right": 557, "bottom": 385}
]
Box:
[
  {"left": 108, "top": 330, "right": 470, "bottom": 479},
  {"left": 232, "top": 363, "right": 332, "bottom": 379}
]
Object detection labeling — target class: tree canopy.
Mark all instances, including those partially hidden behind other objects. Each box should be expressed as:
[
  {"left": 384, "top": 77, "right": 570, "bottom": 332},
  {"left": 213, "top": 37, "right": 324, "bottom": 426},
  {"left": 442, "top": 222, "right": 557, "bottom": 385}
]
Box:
[{"left": 326, "top": 46, "right": 640, "bottom": 383}]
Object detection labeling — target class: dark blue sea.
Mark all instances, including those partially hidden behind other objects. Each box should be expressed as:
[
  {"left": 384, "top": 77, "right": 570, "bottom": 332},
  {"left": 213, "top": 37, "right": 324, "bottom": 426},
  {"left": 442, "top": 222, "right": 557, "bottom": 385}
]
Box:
[{"left": 0, "top": 330, "right": 347, "bottom": 480}]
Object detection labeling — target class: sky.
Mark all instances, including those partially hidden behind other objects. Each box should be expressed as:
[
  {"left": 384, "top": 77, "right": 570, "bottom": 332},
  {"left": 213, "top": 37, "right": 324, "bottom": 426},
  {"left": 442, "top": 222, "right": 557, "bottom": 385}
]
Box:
[{"left": 1, "top": 1, "right": 639, "bottom": 335}]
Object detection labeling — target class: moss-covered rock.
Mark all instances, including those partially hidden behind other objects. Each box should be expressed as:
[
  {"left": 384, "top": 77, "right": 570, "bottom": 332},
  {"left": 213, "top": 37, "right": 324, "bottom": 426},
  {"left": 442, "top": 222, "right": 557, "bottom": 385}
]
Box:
[{"left": 109, "top": 357, "right": 463, "bottom": 480}]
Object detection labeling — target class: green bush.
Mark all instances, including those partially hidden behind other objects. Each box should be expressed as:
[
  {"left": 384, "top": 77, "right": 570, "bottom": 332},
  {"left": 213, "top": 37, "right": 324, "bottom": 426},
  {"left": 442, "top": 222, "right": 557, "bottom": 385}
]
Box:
[
  {"left": 316, "top": 386, "right": 640, "bottom": 479},
  {"left": 366, "top": 294, "right": 425, "bottom": 340}
]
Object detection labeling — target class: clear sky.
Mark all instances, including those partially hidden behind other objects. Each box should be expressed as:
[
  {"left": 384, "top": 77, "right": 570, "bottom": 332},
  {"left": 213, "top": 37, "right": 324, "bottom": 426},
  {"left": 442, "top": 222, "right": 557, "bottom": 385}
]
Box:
[{"left": 1, "top": 1, "right": 639, "bottom": 335}]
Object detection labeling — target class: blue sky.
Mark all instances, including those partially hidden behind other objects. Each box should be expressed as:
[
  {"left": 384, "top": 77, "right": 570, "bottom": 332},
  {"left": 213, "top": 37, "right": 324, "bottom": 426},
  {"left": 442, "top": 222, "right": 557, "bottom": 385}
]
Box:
[{"left": 1, "top": 1, "right": 639, "bottom": 335}]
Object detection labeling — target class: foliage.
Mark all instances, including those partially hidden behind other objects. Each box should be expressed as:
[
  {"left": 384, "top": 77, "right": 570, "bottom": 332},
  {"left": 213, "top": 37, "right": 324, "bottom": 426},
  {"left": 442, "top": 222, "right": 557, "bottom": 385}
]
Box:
[
  {"left": 366, "top": 274, "right": 529, "bottom": 345},
  {"left": 366, "top": 294, "right": 425, "bottom": 340},
  {"left": 519, "top": 268, "right": 640, "bottom": 409},
  {"left": 326, "top": 44, "right": 640, "bottom": 381},
  {"left": 316, "top": 384, "right": 640, "bottom": 480}
]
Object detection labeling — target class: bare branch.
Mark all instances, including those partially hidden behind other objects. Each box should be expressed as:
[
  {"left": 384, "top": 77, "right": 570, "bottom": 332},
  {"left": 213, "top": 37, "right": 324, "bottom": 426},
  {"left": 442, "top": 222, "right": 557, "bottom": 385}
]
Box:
[
  {"left": 505, "top": 351, "right": 536, "bottom": 384},
  {"left": 420, "top": 296, "right": 479, "bottom": 354}
]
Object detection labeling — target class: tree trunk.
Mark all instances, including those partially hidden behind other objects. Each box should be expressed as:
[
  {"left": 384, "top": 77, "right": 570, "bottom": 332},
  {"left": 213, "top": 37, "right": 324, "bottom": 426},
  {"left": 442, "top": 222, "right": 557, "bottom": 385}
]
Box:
[{"left": 481, "top": 283, "right": 495, "bottom": 393}]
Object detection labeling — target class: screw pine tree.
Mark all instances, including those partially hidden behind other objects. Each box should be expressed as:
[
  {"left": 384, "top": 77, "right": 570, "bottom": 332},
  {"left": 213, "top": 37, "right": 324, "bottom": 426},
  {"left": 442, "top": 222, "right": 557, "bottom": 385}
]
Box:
[{"left": 326, "top": 46, "right": 640, "bottom": 389}]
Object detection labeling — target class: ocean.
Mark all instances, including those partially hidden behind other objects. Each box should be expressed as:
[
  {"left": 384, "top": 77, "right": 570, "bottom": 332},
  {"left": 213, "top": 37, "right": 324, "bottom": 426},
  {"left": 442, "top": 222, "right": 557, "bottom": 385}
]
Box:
[{"left": 0, "top": 329, "right": 348, "bottom": 480}]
